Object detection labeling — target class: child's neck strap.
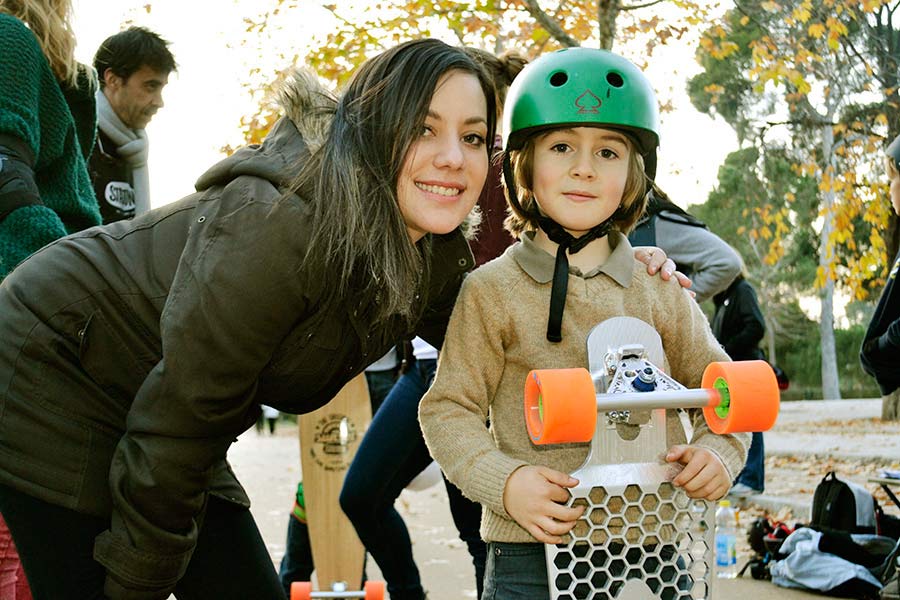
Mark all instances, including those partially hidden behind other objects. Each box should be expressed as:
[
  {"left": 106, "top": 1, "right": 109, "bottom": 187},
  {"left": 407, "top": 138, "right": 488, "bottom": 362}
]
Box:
[{"left": 538, "top": 215, "right": 616, "bottom": 343}]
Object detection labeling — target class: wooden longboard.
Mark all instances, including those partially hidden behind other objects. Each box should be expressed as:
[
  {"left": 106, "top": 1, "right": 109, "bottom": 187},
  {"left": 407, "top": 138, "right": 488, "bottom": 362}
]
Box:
[{"left": 298, "top": 374, "right": 371, "bottom": 592}]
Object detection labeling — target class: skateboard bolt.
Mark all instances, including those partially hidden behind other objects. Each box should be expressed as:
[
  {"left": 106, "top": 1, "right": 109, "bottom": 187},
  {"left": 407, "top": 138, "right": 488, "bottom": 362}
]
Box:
[{"left": 632, "top": 367, "right": 657, "bottom": 392}]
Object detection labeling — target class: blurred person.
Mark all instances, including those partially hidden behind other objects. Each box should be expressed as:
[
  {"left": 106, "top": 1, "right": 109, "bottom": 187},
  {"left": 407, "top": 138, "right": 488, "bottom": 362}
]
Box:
[
  {"left": 91, "top": 26, "right": 176, "bottom": 222},
  {"left": 0, "top": 0, "right": 100, "bottom": 280},
  {"left": 629, "top": 182, "right": 741, "bottom": 303},
  {"left": 860, "top": 135, "right": 900, "bottom": 420}
]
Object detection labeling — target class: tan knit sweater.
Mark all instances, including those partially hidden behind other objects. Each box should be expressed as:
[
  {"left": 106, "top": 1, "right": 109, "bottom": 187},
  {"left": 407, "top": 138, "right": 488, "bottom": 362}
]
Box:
[{"left": 419, "top": 231, "right": 750, "bottom": 544}]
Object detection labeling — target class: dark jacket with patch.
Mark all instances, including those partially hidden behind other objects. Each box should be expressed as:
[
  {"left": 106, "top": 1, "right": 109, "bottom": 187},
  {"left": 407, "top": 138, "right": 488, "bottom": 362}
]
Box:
[
  {"left": 89, "top": 129, "right": 136, "bottom": 223},
  {"left": 0, "top": 79, "right": 473, "bottom": 598}
]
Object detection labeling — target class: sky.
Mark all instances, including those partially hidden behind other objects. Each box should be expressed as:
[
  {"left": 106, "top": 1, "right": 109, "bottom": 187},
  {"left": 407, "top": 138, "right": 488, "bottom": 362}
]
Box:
[{"left": 71, "top": 0, "right": 739, "bottom": 210}]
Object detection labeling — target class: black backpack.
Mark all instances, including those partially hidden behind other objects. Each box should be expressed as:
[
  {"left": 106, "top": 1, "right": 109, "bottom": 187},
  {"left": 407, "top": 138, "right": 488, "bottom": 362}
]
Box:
[{"left": 811, "top": 471, "right": 877, "bottom": 535}]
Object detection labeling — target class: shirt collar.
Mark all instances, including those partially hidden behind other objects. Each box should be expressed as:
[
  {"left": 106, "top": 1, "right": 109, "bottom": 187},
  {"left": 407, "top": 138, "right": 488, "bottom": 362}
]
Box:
[{"left": 511, "top": 230, "right": 634, "bottom": 288}]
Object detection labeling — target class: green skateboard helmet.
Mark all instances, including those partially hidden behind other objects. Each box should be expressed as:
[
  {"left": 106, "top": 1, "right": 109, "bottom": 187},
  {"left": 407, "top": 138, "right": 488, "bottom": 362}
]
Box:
[{"left": 502, "top": 47, "right": 660, "bottom": 160}]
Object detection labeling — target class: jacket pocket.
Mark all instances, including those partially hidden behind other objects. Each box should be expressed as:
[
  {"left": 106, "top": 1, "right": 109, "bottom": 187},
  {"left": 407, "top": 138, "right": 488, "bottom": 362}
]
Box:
[{"left": 78, "top": 304, "right": 160, "bottom": 402}]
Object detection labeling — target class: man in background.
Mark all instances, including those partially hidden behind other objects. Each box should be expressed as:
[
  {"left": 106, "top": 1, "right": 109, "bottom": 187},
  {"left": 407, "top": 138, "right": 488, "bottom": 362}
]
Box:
[{"left": 90, "top": 26, "right": 175, "bottom": 222}]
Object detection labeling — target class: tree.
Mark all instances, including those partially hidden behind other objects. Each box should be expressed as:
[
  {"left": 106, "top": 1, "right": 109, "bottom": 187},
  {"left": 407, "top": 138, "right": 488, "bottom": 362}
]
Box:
[
  {"left": 689, "top": 0, "right": 897, "bottom": 400},
  {"left": 693, "top": 146, "right": 819, "bottom": 364},
  {"left": 226, "top": 0, "right": 723, "bottom": 149}
]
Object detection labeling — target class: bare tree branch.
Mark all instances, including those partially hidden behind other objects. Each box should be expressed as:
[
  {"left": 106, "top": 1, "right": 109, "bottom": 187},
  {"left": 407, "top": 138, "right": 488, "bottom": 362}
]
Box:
[{"left": 520, "top": 0, "right": 581, "bottom": 47}]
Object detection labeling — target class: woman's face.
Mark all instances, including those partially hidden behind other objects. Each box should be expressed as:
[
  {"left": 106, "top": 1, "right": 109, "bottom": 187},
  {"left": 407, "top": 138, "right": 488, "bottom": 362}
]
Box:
[{"left": 397, "top": 70, "right": 489, "bottom": 243}]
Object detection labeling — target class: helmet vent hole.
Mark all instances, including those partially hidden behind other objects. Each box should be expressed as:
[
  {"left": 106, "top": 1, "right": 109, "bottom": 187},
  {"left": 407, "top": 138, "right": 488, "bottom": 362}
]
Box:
[
  {"left": 606, "top": 72, "right": 625, "bottom": 88},
  {"left": 549, "top": 71, "right": 568, "bottom": 87}
]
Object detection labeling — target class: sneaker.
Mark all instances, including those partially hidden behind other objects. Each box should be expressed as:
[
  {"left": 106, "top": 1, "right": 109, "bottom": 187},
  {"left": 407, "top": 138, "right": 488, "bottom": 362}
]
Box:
[{"left": 729, "top": 483, "right": 762, "bottom": 497}]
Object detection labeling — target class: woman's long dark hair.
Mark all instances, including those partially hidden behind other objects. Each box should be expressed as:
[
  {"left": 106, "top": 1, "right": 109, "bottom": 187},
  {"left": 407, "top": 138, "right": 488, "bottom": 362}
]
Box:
[{"left": 292, "top": 39, "right": 496, "bottom": 323}]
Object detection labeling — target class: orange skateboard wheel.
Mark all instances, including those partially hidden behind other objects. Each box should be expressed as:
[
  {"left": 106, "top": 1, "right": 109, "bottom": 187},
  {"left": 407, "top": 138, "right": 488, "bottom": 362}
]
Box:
[
  {"left": 290, "top": 581, "right": 312, "bottom": 600},
  {"left": 364, "top": 580, "right": 386, "bottom": 600},
  {"left": 524, "top": 368, "right": 596, "bottom": 444},
  {"left": 701, "top": 360, "right": 779, "bottom": 434}
]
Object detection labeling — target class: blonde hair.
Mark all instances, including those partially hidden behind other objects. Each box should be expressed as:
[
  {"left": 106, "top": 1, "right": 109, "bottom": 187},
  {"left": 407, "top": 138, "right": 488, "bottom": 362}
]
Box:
[
  {"left": 504, "top": 130, "right": 649, "bottom": 237},
  {"left": 1, "top": 0, "right": 81, "bottom": 87}
]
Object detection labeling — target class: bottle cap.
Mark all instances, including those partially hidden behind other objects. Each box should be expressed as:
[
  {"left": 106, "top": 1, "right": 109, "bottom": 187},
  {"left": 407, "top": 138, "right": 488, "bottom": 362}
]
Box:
[{"left": 718, "top": 499, "right": 731, "bottom": 508}]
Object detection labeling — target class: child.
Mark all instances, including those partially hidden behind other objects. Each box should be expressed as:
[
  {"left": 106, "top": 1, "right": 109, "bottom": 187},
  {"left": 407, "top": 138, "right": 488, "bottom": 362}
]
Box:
[
  {"left": 860, "top": 135, "right": 900, "bottom": 418},
  {"left": 419, "top": 47, "right": 750, "bottom": 598}
]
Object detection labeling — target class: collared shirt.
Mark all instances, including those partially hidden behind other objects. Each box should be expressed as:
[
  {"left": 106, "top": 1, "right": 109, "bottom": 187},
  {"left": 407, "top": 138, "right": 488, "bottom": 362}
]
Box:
[{"left": 510, "top": 229, "right": 635, "bottom": 287}]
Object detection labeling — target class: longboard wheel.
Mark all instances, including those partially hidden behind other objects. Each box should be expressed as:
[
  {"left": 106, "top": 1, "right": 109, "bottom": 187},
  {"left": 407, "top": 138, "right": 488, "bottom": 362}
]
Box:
[
  {"left": 290, "top": 581, "right": 312, "bottom": 600},
  {"left": 701, "top": 360, "right": 779, "bottom": 434},
  {"left": 524, "top": 368, "right": 596, "bottom": 444},
  {"left": 364, "top": 580, "right": 385, "bottom": 600}
]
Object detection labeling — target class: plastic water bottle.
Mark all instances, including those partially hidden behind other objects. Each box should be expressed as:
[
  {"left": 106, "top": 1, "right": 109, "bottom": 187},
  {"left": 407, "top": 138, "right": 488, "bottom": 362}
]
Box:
[{"left": 715, "top": 499, "right": 738, "bottom": 578}]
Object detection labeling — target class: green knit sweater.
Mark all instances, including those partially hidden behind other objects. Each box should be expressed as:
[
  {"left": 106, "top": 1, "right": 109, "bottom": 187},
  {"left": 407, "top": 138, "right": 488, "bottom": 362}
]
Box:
[{"left": 0, "top": 14, "right": 100, "bottom": 279}]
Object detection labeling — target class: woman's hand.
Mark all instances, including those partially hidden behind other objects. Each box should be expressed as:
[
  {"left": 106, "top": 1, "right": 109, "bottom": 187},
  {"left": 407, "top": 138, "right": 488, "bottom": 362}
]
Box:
[
  {"left": 502, "top": 465, "right": 585, "bottom": 544},
  {"left": 633, "top": 246, "right": 693, "bottom": 293}
]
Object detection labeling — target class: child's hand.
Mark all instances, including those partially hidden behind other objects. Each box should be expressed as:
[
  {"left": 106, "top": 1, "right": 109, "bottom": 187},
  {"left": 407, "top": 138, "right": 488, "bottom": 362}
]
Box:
[
  {"left": 666, "top": 445, "right": 730, "bottom": 501},
  {"left": 503, "top": 465, "right": 585, "bottom": 544}
]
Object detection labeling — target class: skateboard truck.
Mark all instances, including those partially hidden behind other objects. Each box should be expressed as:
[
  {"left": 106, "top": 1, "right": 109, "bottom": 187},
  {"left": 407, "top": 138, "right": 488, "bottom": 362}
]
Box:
[{"left": 522, "top": 317, "right": 780, "bottom": 599}]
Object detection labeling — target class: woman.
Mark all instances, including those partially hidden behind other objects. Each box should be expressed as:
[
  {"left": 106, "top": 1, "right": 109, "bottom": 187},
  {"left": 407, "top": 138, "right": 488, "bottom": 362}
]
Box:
[
  {"left": 0, "top": 0, "right": 100, "bottom": 279},
  {"left": 0, "top": 38, "right": 676, "bottom": 599}
]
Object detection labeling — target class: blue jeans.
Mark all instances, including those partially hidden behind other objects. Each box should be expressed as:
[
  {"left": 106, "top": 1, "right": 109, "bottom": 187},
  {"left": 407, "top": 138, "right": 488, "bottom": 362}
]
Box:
[
  {"left": 735, "top": 432, "right": 765, "bottom": 492},
  {"left": 340, "top": 359, "right": 486, "bottom": 600},
  {"left": 484, "top": 541, "right": 690, "bottom": 600}
]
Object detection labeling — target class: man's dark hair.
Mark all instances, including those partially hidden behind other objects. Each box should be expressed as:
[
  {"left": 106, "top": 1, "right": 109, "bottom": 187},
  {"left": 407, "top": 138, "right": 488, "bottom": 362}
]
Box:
[{"left": 94, "top": 27, "right": 176, "bottom": 89}]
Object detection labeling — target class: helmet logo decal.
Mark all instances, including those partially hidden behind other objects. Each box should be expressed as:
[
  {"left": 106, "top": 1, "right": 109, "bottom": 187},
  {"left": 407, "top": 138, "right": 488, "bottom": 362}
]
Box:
[{"left": 575, "top": 90, "right": 602, "bottom": 114}]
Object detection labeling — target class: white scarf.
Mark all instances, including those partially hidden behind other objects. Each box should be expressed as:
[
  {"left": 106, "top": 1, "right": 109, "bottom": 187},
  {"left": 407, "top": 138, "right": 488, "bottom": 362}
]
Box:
[{"left": 95, "top": 90, "right": 151, "bottom": 215}]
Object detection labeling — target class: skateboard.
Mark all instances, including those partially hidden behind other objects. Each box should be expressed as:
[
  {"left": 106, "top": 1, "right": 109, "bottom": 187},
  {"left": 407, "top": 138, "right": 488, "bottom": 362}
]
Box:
[
  {"left": 523, "top": 317, "right": 780, "bottom": 600},
  {"left": 292, "top": 374, "right": 385, "bottom": 600}
]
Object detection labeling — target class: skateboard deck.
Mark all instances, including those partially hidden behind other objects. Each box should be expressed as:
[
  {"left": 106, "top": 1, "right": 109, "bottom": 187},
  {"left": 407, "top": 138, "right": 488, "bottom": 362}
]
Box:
[
  {"left": 298, "top": 373, "right": 371, "bottom": 595},
  {"left": 523, "top": 316, "right": 780, "bottom": 599}
]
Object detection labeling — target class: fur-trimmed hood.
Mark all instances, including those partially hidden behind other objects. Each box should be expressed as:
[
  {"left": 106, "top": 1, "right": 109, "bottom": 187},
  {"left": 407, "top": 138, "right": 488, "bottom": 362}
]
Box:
[{"left": 194, "top": 69, "right": 335, "bottom": 192}]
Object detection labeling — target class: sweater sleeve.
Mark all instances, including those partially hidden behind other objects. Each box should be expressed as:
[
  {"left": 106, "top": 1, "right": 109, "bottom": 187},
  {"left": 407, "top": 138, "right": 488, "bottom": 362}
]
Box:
[
  {"left": 419, "top": 272, "right": 528, "bottom": 518},
  {"left": 654, "top": 216, "right": 741, "bottom": 303},
  {"left": 0, "top": 205, "right": 69, "bottom": 279},
  {"left": 653, "top": 279, "right": 750, "bottom": 481}
]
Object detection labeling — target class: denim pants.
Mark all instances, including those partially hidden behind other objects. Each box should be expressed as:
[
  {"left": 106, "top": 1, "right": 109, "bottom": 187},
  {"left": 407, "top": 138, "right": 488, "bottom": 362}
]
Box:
[
  {"left": 340, "top": 358, "right": 486, "bottom": 600},
  {"left": 0, "top": 484, "right": 285, "bottom": 600},
  {"left": 735, "top": 432, "right": 765, "bottom": 491},
  {"left": 484, "top": 541, "right": 691, "bottom": 600}
]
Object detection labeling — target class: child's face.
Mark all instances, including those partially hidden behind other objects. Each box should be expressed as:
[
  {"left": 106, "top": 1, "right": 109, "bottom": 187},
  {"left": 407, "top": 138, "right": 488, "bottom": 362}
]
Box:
[
  {"left": 531, "top": 127, "right": 631, "bottom": 236},
  {"left": 890, "top": 169, "right": 900, "bottom": 216}
]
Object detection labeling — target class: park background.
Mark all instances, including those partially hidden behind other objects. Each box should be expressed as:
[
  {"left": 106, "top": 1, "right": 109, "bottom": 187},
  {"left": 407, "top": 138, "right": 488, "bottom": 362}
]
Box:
[{"left": 71, "top": 0, "right": 899, "bottom": 403}]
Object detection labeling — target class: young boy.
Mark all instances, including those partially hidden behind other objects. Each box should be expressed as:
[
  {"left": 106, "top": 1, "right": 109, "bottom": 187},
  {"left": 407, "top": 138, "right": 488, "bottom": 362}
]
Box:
[
  {"left": 418, "top": 48, "right": 750, "bottom": 598},
  {"left": 860, "top": 135, "right": 900, "bottom": 418}
]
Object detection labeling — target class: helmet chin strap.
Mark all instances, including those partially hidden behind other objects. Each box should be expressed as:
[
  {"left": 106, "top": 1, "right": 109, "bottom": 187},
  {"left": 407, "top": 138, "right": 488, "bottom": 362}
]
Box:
[{"left": 537, "top": 214, "right": 617, "bottom": 343}]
